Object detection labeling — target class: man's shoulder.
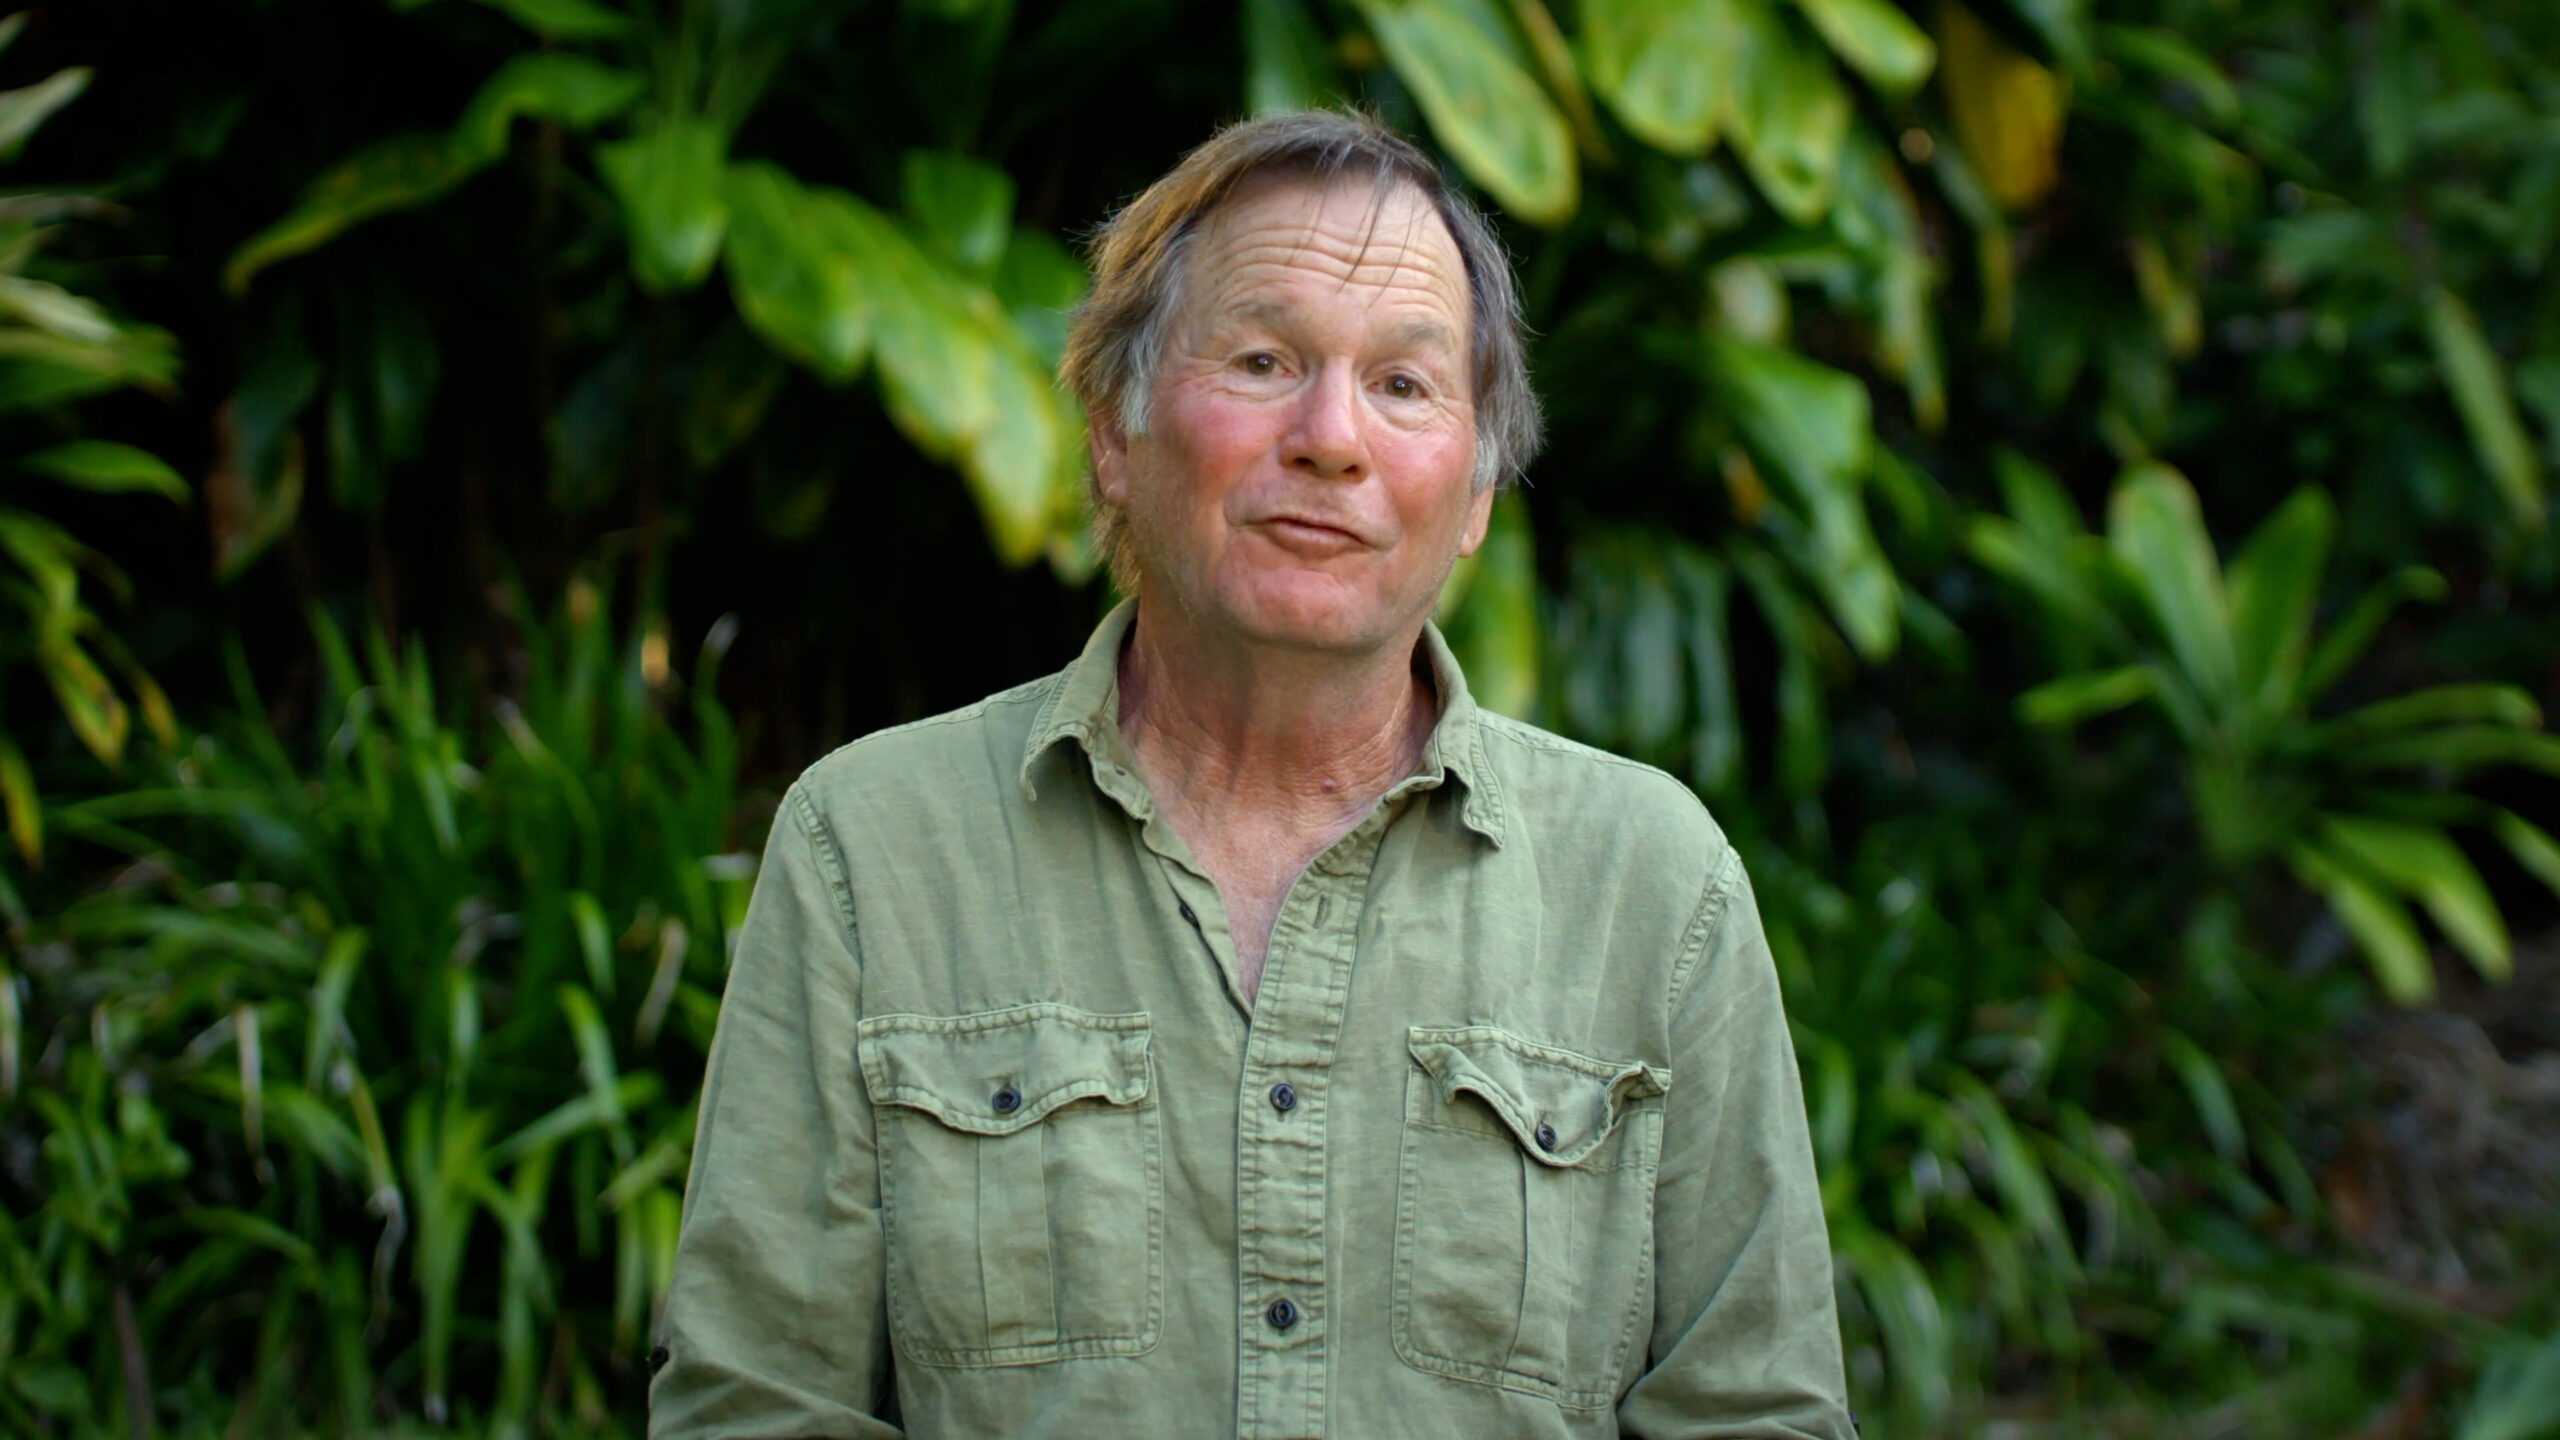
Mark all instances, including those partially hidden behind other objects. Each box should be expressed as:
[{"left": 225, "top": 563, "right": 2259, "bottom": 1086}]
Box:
[
  {"left": 789, "top": 672, "right": 1061, "bottom": 809},
  {"left": 1470, "top": 710, "right": 1734, "bottom": 865}
]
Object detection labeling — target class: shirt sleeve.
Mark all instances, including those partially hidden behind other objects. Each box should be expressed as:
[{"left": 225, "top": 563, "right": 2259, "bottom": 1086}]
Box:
[
  {"left": 1617, "top": 847, "right": 1857, "bottom": 1440},
  {"left": 650, "top": 782, "right": 904, "bottom": 1440}
]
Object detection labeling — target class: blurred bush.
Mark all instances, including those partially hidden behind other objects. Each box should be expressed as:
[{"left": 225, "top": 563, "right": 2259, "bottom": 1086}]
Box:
[
  {"left": 0, "top": 0, "right": 2554, "bottom": 1435},
  {"left": 8, "top": 577, "right": 739, "bottom": 1437}
]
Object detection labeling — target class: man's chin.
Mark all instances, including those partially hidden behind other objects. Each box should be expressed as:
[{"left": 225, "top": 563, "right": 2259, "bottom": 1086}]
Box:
[{"left": 1203, "top": 582, "right": 1408, "bottom": 656}]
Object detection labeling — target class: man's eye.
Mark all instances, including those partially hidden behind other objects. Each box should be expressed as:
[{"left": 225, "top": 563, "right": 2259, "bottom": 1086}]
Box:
[
  {"left": 1242, "top": 352, "right": 1277, "bottom": 375},
  {"left": 1384, "top": 374, "right": 1421, "bottom": 399}
]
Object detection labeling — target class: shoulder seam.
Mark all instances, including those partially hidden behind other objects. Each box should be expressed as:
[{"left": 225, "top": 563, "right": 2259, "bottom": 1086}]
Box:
[
  {"left": 1474, "top": 711, "right": 1693, "bottom": 789},
  {"left": 1666, "top": 843, "right": 1744, "bottom": 1014},
  {"left": 820, "top": 674, "right": 1054, "bottom": 759},
  {"left": 784, "top": 781, "right": 862, "bottom": 956}
]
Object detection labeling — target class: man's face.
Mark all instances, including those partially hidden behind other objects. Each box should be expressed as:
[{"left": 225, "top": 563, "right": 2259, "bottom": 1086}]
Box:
[{"left": 1094, "top": 175, "right": 1494, "bottom": 656}]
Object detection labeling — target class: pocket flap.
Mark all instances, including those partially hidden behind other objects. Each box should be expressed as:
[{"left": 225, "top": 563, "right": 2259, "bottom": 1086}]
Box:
[
  {"left": 859, "top": 1003, "right": 1152, "bottom": 1136},
  {"left": 1408, "top": 1026, "right": 1670, "bottom": 1168}
]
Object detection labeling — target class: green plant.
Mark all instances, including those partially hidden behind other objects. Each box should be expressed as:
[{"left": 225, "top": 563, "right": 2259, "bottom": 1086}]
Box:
[
  {"left": 2, "top": 578, "right": 743, "bottom": 1436},
  {"left": 212, "top": 0, "right": 1092, "bottom": 584},
  {"left": 0, "top": 14, "right": 182, "bottom": 865},
  {"left": 1972, "top": 455, "right": 2560, "bottom": 1003}
]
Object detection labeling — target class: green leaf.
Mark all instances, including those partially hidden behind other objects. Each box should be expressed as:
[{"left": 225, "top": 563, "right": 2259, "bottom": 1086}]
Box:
[
  {"left": 2320, "top": 684, "right": 2540, "bottom": 743},
  {"left": 2291, "top": 842, "right": 2434, "bottom": 1004},
  {"left": 2018, "top": 665, "right": 2152, "bottom": 727},
  {"left": 2107, "top": 461, "right": 2234, "bottom": 703},
  {"left": 2318, "top": 813, "right": 2510, "bottom": 983},
  {"left": 2423, "top": 284, "right": 2544, "bottom": 529},
  {"left": 1244, "top": 0, "right": 1340, "bottom": 116},
  {"left": 18, "top": 441, "right": 188, "bottom": 503},
  {"left": 2098, "top": 25, "right": 2238, "bottom": 124},
  {"left": 1709, "top": 338, "right": 1895, "bottom": 657},
  {"left": 467, "top": 0, "right": 634, "bottom": 40},
  {"left": 0, "top": 66, "right": 88, "bottom": 161},
  {"left": 1992, "top": 448, "right": 2085, "bottom": 545},
  {"left": 723, "top": 163, "right": 877, "bottom": 384},
  {"left": 1357, "top": 0, "right": 1578, "bottom": 225},
  {"left": 2223, "top": 486, "right": 2332, "bottom": 720},
  {"left": 961, "top": 327, "right": 1065, "bottom": 566},
  {"left": 0, "top": 732, "right": 35, "bottom": 864},
  {"left": 1444, "top": 491, "right": 1540, "bottom": 721},
  {"left": 1736, "top": 551, "right": 1832, "bottom": 794},
  {"left": 568, "top": 892, "right": 615, "bottom": 998},
  {"left": 2459, "top": 1326, "right": 2560, "bottom": 1440},
  {"left": 2340, "top": 725, "right": 2560, "bottom": 777},
  {"left": 995, "top": 228, "right": 1088, "bottom": 371},
  {"left": 2492, "top": 810, "right": 2560, "bottom": 904},
  {"left": 1728, "top": 0, "right": 1852, "bottom": 224},
  {"left": 1830, "top": 1223, "right": 1955, "bottom": 1426},
  {"left": 1580, "top": 0, "right": 1745, "bottom": 155},
  {"left": 2301, "top": 565, "right": 2445, "bottom": 700},
  {"left": 1792, "top": 0, "right": 1935, "bottom": 97},
  {"left": 451, "top": 52, "right": 644, "bottom": 162},
  {"left": 2157, "top": 1029, "right": 2244, "bottom": 1163},
  {"left": 221, "top": 137, "right": 477, "bottom": 295},
  {"left": 871, "top": 231, "right": 1000, "bottom": 460},
  {"left": 598, "top": 119, "right": 731, "bottom": 294},
  {"left": 556, "top": 985, "right": 632, "bottom": 1161},
  {"left": 900, "top": 150, "right": 1015, "bottom": 279},
  {"left": 172, "top": 1207, "right": 319, "bottom": 1266},
  {"left": 225, "top": 55, "right": 640, "bottom": 294}
]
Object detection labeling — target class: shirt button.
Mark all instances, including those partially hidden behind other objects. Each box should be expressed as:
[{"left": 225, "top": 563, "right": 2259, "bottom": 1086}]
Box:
[
  {"left": 1268, "top": 1082, "right": 1297, "bottom": 1113},
  {"left": 647, "top": 1343, "right": 670, "bottom": 1372},
  {"left": 1534, "top": 1121, "right": 1559, "bottom": 1152},
  {"left": 1265, "top": 1297, "right": 1299, "bottom": 1330},
  {"left": 1178, "top": 900, "right": 1198, "bottom": 925},
  {"left": 992, "top": 1085, "right": 1022, "bottom": 1114}
]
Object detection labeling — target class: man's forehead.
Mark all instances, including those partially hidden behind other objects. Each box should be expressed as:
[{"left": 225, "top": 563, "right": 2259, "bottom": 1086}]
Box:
[{"left": 1186, "top": 173, "right": 1467, "bottom": 303}]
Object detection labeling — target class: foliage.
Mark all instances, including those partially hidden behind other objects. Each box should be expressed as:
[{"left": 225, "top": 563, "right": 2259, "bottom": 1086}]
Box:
[
  {"left": 0, "top": 13, "right": 181, "bottom": 867},
  {"left": 3, "top": 582, "right": 739, "bottom": 1437},
  {"left": 0, "top": 0, "right": 2556, "bottom": 1435},
  {"left": 1976, "top": 454, "right": 2560, "bottom": 1002}
]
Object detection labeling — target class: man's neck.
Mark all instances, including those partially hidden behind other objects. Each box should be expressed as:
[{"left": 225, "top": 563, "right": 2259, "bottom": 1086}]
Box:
[
  {"left": 1115, "top": 601, "right": 1434, "bottom": 837},
  {"left": 1114, "top": 599, "right": 1438, "bottom": 1002}
]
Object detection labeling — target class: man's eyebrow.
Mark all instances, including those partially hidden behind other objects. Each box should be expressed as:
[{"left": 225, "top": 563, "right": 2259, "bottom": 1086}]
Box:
[
  {"left": 1380, "top": 317, "right": 1461, "bottom": 357},
  {"left": 1221, "top": 300, "right": 1293, "bottom": 331}
]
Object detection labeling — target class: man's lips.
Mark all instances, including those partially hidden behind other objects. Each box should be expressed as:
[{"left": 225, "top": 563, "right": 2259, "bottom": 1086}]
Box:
[{"left": 1250, "top": 515, "right": 1370, "bottom": 551}]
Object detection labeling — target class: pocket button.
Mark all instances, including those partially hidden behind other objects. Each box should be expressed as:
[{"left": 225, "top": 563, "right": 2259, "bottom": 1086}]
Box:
[
  {"left": 1534, "top": 1120, "right": 1558, "bottom": 1152},
  {"left": 992, "top": 1084, "right": 1022, "bottom": 1114}
]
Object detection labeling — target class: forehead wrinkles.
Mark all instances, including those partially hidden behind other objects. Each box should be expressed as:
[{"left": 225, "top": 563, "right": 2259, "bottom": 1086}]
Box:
[{"left": 1189, "top": 180, "right": 1464, "bottom": 318}]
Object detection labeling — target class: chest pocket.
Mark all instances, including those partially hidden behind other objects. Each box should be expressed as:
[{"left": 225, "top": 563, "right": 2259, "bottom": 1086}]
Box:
[
  {"left": 1393, "top": 1025, "right": 1670, "bottom": 1410},
  {"left": 857, "top": 1003, "right": 1162, "bottom": 1368}
]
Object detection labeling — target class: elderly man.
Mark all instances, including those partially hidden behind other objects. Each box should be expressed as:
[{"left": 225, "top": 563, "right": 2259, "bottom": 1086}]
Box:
[{"left": 651, "top": 110, "right": 1853, "bottom": 1439}]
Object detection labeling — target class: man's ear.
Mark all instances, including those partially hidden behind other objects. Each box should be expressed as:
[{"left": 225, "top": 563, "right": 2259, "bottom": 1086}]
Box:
[
  {"left": 1455, "top": 483, "right": 1497, "bottom": 558},
  {"left": 1090, "top": 408, "right": 1132, "bottom": 505}
]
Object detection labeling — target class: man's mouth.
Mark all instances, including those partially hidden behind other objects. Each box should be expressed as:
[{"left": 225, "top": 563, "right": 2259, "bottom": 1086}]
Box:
[{"left": 1253, "top": 515, "right": 1366, "bottom": 550}]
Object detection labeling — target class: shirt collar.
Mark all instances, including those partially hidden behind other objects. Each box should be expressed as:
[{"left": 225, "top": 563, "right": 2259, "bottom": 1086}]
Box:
[{"left": 1020, "top": 598, "right": 1508, "bottom": 847}]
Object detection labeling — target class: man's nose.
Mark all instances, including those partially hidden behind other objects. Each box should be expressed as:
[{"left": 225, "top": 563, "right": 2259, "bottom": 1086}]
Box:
[{"left": 1284, "top": 361, "right": 1367, "bottom": 479}]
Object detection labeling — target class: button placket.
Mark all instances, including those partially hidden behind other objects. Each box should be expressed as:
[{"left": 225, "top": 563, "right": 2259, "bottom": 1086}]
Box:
[{"left": 1234, "top": 859, "right": 1372, "bottom": 1439}]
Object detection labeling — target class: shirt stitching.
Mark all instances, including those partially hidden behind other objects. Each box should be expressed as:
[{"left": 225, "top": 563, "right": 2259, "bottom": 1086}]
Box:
[{"left": 1665, "top": 844, "right": 1744, "bottom": 1015}]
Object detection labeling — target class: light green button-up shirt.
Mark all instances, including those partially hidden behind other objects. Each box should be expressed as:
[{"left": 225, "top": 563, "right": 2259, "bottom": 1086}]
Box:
[{"left": 650, "top": 602, "right": 1853, "bottom": 1440}]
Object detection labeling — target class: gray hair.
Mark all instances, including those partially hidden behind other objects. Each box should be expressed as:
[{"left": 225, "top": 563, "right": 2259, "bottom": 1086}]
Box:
[{"left": 1060, "top": 108, "right": 1543, "bottom": 591}]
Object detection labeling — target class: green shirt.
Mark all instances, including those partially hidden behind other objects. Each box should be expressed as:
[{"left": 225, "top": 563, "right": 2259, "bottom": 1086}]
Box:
[{"left": 650, "top": 602, "right": 1853, "bottom": 1440}]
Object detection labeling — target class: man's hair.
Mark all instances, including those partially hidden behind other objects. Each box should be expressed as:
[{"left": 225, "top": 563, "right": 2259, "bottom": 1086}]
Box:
[{"left": 1060, "top": 108, "right": 1543, "bottom": 592}]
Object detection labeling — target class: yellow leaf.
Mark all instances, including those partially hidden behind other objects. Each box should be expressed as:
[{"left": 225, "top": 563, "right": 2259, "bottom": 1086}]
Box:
[{"left": 1937, "top": 0, "right": 2064, "bottom": 212}]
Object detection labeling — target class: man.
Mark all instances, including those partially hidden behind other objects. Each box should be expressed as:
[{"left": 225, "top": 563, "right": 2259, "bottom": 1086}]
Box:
[{"left": 651, "top": 110, "right": 1854, "bottom": 1439}]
